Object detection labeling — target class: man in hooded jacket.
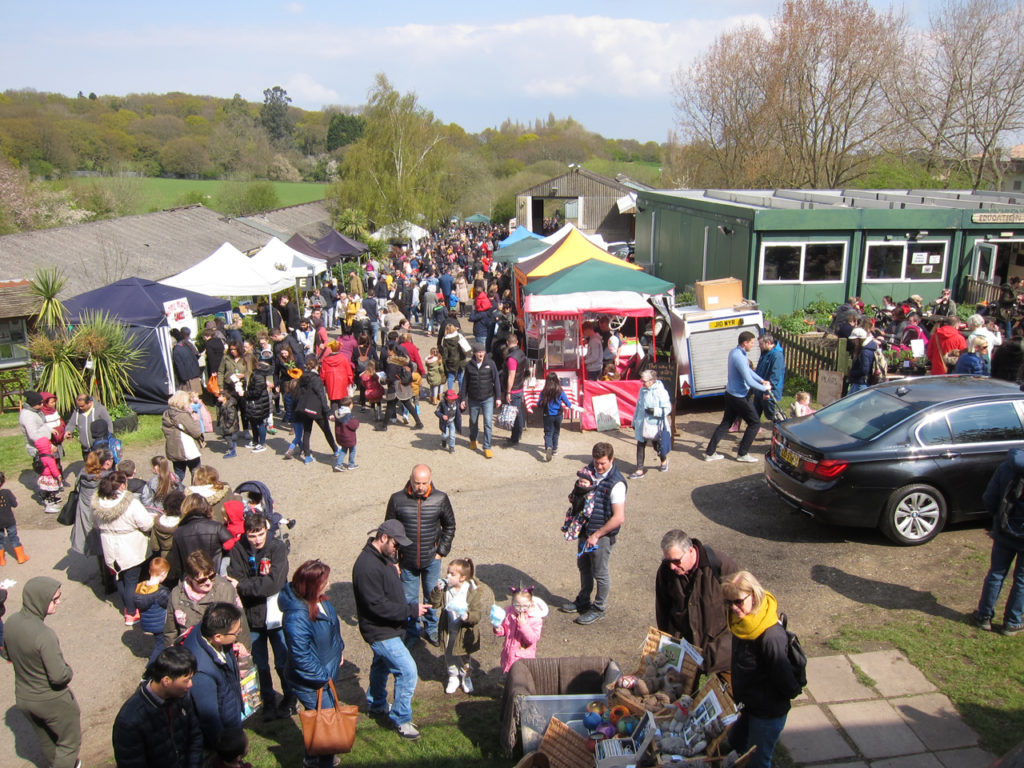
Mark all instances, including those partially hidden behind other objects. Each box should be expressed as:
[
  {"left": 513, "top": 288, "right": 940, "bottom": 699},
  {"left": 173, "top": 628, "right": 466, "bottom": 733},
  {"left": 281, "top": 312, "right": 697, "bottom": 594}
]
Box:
[{"left": 5, "top": 576, "right": 81, "bottom": 768}]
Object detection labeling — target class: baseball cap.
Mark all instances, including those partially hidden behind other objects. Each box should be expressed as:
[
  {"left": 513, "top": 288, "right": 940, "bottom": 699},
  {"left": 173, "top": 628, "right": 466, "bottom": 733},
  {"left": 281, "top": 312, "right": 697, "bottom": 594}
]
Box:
[
  {"left": 370, "top": 519, "right": 412, "bottom": 547},
  {"left": 849, "top": 328, "right": 869, "bottom": 340},
  {"left": 470, "top": 341, "right": 484, "bottom": 353}
]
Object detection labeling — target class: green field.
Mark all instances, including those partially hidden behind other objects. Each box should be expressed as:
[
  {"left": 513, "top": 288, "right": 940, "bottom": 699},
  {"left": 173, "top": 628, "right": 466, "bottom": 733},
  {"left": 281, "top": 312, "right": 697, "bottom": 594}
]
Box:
[{"left": 63, "top": 177, "right": 328, "bottom": 216}]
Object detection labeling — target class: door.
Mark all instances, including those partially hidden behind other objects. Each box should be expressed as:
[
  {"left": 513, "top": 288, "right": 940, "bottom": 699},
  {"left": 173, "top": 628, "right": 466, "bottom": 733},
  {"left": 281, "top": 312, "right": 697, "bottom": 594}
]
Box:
[{"left": 973, "top": 242, "right": 998, "bottom": 282}]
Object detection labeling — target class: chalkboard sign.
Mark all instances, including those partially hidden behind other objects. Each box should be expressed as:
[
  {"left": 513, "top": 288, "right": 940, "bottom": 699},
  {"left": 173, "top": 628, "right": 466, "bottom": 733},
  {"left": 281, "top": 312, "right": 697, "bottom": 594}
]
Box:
[{"left": 654, "top": 356, "right": 678, "bottom": 397}]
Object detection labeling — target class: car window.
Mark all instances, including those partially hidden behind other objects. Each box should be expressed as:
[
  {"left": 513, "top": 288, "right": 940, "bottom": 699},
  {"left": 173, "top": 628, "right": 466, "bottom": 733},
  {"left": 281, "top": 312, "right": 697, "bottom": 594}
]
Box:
[
  {"left": 917, "top": 414, "right": 952, "bottom": 445},
  {"left": 947, "top": 402, "right": 1024, "bottom": 444},
  {"left": 816, "top": 390, "right": 919, "bottom": 440}
]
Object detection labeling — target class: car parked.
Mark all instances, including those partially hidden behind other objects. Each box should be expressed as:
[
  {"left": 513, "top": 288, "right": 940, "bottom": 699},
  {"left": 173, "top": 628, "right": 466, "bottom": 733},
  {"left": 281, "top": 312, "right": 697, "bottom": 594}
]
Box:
[{"left": 764, "top": 375, "right": 1024, "bottom": 545}]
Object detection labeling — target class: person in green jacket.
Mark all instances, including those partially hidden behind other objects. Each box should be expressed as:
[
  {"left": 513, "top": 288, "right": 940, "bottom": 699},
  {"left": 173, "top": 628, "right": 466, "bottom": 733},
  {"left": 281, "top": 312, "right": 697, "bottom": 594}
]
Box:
[{"left": 4, "top": 576, "right": 81, "bottom": 768}]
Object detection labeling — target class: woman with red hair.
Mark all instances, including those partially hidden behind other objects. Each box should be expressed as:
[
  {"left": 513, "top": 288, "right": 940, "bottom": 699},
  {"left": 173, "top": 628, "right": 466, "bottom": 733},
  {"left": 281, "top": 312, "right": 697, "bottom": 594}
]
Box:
[{"left": 279, "top": 560, "right": 345, "bottom": 768}]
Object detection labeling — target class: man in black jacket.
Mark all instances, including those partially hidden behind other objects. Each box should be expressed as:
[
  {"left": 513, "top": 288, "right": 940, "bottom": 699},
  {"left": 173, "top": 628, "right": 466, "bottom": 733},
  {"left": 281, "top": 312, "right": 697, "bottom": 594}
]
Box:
[
  {"left": 352, "top": 520, "right": 427, "bottom": 741},
  {"left": 385, "top": 464, "right": 456, "bottom": 646},
  {"left": 460, "top": 342, "right": 501, "bottom": 458},
  {"left": 226, "top": 513, "right": 293, "bottom": 719},
  {"left": 112, "top": 646, "right": 203, "bottom": 768}
]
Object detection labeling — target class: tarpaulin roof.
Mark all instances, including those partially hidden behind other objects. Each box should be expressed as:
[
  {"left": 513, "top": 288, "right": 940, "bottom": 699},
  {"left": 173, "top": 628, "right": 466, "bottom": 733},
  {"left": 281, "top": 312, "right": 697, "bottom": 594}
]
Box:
[
  {"left": 313, "top": 229, "right": 368, "bottom": 261},
  {"left": 65, "top": 277, "right": 231, "bottom": 326},
  {"left": 465, "top": 213, "right": 491, "bottom": 223},
  {"left": 540, "top": 222, "right": 608, "bottom": 249},
  {"left": 524, "top": 259, "right": 674, "bottom": 297},
  {"left": 250, "top": 237, "right": 327, "bottom": 280},
  {"left": 287, "top": 233, "right": 334, "bottom": 265},
  {"left": 498, "top": 225, "right": 542, "bottom": 248},
  {"left": 369, "top": 222, "right": 430, "bottom": 242},
  {"left": 491, "top": 236, "right": 549, "bottom": 264},
  {"left": 160, "top": 242, "right": 293, "bottom": 296},
  {"left": 514, "top": 227, "right": 642, "bottom": 284}
]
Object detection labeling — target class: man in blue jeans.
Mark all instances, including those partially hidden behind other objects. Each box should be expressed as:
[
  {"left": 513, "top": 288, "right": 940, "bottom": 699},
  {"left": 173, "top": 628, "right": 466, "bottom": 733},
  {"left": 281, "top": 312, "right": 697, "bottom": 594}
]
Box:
[
  {"left": 970, "top": 448, "right": 1024, "bottom": 637},
  {"left": 385, "top": 465, "right": 457, "bottom": 646},
  {"left": 460, "top": 342, "right": 502, "bottom": 459},
  {"left": 704, "top": 330, "right": 771, "bottom": 463},
  {"left": 352, "top": 520, "right": 428, "bottom": 740}
]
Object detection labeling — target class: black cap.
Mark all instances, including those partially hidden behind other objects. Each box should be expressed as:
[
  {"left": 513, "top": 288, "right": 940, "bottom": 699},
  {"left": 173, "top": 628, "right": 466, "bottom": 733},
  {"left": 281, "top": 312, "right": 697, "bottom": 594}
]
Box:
[{"left": 371, "top": 519, "right": 412, "bottom": 547}]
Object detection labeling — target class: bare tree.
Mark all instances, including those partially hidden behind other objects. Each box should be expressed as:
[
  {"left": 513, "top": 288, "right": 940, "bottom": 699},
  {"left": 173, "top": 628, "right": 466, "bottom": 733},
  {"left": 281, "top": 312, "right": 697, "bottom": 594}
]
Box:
[{"left": 890, "top": 0, "right": 1024, "bottom": 189}]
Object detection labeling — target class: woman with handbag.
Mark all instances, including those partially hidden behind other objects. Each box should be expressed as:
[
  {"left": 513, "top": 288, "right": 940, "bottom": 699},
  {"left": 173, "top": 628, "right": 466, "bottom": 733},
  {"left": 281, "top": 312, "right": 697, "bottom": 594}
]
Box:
[
  {"left": 630, "top": 369, "right": 672, "bottom": 479},
  {"left": 296, "top": 358, "right": 339, "bottom": 465},
  {"left": 279, "top": 559, "right": 350, "bottom": 768},
  {"left": 162, "top": 390, "right": 205, "bottom": 482}
]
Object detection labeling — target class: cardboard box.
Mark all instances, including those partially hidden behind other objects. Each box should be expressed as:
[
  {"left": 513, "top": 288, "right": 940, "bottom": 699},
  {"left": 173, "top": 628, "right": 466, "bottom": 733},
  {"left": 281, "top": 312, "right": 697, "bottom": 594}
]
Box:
[
  {"left": 520, "top": 694, "right": 606, "bottom": 753},
  {"left": 696, "top": 278, "right": 743, "bottom": 310},
  {"left": 594, "top": 710, "right": 657, "bottom": 768}
]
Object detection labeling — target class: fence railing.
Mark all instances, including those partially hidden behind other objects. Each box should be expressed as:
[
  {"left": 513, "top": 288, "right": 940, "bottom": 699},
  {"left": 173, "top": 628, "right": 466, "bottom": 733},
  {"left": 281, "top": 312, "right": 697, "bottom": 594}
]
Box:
[
  {"left": 961, "top": 275, "right": 1001, "bottom": 307},
  {"left": 765, "top": 322, "right": 847, "bottom": 385}
]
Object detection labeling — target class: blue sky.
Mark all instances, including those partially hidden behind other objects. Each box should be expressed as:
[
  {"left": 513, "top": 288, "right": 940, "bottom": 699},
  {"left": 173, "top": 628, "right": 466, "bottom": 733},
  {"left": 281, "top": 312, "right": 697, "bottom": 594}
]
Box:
[{"left": 2, "top": 1, "right": 941, "bottom": 143}]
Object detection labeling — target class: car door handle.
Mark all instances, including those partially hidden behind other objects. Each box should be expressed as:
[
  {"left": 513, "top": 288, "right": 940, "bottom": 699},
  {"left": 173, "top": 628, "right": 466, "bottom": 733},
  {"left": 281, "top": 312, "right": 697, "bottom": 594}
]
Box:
[{"left": 942, "top": 451, "right": 960, "bottom": 459}]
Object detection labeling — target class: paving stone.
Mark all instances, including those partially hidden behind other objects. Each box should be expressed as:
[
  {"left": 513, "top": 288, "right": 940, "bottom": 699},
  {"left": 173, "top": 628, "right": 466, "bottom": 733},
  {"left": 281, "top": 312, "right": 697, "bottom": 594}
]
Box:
[
  {"left": 889, "top": 693, "right": 978, "bottom": 751},
  {"left": 934, "top": 747, "right": 1000, "bottom": 768},
  {"left": 868, "top": 755, "right": 944, "bottom": 768},
  {"left": 830, "top": 700, "right": 927, "bottom": 759},
  {"left": 806, "top": 655, "right": 878, "bottom": 703},
  {"left": 847, "top": 650, "right": 936, "bottom": 698},
  {"left": 780, "top": 703, "right": 855, "bottom": 763}
]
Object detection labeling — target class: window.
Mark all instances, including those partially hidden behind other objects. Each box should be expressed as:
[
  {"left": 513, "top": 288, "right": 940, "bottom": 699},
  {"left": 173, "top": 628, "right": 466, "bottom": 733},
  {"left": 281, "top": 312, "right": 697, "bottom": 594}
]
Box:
[
  {"left": 864, "top": 240, "right": 947, "bottom": 282},
  {"left": 816, "top": 389, "right": 919, "bottom": 440},
  {"left": 760, "top": 242, "right": 846, "bottom": 283},
  {"left": 0, "top": 319, "right": 29, "bottom": 364},
  {"left": 948, "top": 402, "right": 1024, "bottom": 444}
]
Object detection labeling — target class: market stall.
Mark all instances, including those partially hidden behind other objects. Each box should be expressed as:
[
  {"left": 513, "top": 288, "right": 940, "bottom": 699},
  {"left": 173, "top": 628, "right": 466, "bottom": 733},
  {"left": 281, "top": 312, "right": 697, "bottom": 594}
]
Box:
[{"left": 520, "top": 258, "right": 674, "bottom": 430}]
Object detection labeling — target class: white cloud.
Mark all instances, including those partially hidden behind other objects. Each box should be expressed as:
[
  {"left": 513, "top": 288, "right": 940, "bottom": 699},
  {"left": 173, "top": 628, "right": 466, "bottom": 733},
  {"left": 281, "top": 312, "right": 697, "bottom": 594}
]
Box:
[{"left": 285, "top": 73, "right": 338, "bottom": 106}]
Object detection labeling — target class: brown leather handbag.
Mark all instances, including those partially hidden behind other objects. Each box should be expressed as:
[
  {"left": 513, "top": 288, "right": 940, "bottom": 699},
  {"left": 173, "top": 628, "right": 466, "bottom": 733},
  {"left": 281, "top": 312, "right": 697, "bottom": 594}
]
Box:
[{"left": 299, "top": 680, "right": 358, "bottom": 755}]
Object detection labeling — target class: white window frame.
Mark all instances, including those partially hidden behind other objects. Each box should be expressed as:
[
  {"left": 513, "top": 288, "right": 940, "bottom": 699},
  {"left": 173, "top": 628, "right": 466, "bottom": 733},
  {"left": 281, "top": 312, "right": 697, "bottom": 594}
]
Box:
[
  {"left": 863, "top": 239, "right": 948, "bottom": 283},
  {"left": 758, "top": 240, "right": 847, "bottom": 284}
]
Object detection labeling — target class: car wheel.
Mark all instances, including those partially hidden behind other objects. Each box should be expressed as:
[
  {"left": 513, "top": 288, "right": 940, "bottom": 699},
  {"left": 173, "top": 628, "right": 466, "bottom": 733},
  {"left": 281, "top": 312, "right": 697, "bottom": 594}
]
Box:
[{"left": 880, "top": 484, "right": 947, "bottom": 545}]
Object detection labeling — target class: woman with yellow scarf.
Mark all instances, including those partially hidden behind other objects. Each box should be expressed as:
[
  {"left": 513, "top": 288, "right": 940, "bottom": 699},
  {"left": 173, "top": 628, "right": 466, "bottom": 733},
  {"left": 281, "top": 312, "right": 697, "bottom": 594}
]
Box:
[{"left": 721, "top": 571, "right": 802, "bottom": 768}]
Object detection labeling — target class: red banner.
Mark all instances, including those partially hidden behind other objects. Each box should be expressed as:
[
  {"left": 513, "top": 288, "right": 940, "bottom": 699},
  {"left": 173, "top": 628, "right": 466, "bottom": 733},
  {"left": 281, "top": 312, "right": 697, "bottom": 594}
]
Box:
[{"left": 580, "top": 379, "right": 643, "bottom": 431}]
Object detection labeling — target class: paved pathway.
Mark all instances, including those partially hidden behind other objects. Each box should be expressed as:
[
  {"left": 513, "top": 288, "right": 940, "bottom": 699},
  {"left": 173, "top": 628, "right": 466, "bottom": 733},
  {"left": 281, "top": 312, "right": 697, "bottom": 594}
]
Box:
[{"left": 782, "top": 650, "right": 997, "bottom": 767}]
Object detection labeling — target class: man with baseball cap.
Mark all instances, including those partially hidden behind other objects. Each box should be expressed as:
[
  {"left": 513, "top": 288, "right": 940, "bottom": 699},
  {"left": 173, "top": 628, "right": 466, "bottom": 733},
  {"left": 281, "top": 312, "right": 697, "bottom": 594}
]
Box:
[{"left": 352, "top": 519, "right": 429, "bottom": 741}]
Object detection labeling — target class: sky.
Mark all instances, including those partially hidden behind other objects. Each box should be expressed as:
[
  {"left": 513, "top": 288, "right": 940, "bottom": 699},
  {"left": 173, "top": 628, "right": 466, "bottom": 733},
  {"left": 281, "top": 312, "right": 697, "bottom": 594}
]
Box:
[{"left": 2, "top": 0, "right": 942, "bottom": 144}]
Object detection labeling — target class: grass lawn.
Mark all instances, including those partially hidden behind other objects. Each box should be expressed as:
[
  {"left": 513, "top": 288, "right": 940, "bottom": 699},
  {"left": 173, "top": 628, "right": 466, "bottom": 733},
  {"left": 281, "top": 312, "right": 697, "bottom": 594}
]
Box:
[{"left": 62, "top": 177, "right": 327, "bottom": 215}]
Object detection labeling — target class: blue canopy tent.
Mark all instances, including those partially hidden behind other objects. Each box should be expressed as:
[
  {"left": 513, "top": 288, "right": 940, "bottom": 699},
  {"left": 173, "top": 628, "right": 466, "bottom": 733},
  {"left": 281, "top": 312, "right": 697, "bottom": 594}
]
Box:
[
  {"left": 64, "top": 277, "right": 231, "bottom": 414},
  {"left": 499, "top": 225, "right": 542, "bottom": 248}
]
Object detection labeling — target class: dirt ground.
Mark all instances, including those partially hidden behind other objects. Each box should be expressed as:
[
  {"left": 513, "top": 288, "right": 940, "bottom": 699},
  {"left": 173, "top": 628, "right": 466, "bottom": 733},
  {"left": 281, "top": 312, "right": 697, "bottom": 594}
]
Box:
[{"left": 0, "top": 329, "right": 993, "bottom": 767}]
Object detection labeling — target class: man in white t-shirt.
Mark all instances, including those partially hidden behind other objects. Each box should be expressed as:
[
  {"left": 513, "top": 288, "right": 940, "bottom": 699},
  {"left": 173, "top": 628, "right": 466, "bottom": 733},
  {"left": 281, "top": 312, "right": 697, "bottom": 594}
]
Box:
[{"left": 559, "top": 442, "right": 627, "bottom": 625}]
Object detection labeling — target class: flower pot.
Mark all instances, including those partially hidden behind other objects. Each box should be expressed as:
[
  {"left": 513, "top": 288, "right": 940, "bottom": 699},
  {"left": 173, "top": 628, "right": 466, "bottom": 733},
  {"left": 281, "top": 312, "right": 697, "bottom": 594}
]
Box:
[{"left": 113, "top": 412, "right": 138, "bottom": 435}]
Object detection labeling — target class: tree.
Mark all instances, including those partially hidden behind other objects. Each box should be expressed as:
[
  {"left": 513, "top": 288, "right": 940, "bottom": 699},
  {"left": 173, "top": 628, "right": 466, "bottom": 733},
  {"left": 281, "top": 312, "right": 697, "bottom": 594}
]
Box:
[
  {"left": 673, "top": 0, "right": 905, "bottom": 188},
  {"left": 260, "top": 86, "right": 293, "bottom": 144},
  {"left": 326, "top": 111, "right": 365, "bottom": 151},
  {"left": 888, "top": 0, "right": 1024, "bottom": 189},
  {"left": 337, "top": 74, "right": 450, "bottom": 229}
]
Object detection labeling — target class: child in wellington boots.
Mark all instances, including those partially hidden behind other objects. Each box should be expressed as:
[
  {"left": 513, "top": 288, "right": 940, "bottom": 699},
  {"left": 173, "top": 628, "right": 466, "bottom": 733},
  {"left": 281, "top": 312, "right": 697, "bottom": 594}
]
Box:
[
  {"left": 34, "top": 437, "right": 63, "bottom": 516},
  {"left": 0, "top": 471, "right": 27, "bottom": 565},
  {"left": 493, "top": 585, "right": 548, "bottom": 674},
  {"left": 429, "top": 558, "right": 491, "bottom": 694}
]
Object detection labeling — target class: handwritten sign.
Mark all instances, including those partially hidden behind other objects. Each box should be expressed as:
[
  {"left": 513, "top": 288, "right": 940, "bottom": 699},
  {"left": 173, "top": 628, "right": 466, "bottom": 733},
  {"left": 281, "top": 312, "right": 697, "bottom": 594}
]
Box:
[{"left": 817, "top": 369, "right": 844, "bottom": 406}]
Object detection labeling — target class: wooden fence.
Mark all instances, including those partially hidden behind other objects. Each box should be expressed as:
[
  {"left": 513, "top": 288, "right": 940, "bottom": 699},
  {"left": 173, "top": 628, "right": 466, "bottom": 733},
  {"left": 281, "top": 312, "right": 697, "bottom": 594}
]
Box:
[
  {"left": 765, "top": 322, "right": 847, "bottom": 385},
  {"left": 961, "top": 275, "right": 1001, "bottom": 308}
]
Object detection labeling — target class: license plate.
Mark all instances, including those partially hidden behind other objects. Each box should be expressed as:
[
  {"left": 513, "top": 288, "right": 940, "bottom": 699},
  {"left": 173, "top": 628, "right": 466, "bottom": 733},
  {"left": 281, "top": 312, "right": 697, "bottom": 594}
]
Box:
[
  {"left": 708, "top": 318, "right": 742, "bottom": 329},
  {"left": 779, "top": 446, "right": 799, "bottom": 467}
]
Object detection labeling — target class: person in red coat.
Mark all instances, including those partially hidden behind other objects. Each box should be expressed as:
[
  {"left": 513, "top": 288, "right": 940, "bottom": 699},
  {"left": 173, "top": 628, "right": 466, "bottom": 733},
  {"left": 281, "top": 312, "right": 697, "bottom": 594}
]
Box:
[
  {"left": 926, "top": 316, "right": 967, "bottom": 374},
  {"left": 319, "top": 341, "right": 354, "bottom": 409}
]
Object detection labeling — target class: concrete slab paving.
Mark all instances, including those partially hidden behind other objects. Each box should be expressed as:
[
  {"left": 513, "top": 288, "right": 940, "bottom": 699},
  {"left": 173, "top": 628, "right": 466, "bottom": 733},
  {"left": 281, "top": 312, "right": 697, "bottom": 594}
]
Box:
[
  {"left": 934, "top": 747, "right": 1000, "bottom": 768},
  {"left": 868, "top": 755, "right": 944, "bottom": 768},
  {"left": 781, "top": 703, "right": 856, "bottom": 763},
  {"left": 848, "top": 650, "right": 936, "bottom": 698},
  {"left": 806, "top": 655, "right": 878, "bottom": 703},
  {"left": 830, "top": 700, "right": 927, "bottom": 759},
  {"left": 890, "top": 693, "right": 978, "bottom": 751}
]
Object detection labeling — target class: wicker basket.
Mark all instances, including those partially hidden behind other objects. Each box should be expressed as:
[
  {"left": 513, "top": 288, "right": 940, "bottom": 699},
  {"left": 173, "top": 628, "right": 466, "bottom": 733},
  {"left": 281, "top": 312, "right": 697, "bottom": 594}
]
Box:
[
  {"left": 538, "top": 717, "right": 593, "bottom": 768},
  {"left": 634, "top": 626, "right": 700, "bottom": 700}
]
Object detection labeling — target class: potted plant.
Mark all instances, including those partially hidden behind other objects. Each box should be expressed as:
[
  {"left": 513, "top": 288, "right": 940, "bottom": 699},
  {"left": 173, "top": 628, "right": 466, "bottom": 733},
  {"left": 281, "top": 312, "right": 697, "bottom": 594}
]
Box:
[{"left": 109, "top": 401, "right": 138, "bottom": 435}]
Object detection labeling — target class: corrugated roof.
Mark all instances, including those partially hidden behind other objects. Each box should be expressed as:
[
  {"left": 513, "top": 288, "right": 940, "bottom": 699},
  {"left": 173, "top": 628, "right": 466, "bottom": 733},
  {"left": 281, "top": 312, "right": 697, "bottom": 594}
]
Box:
[
  {"left": 0, "top": 279, "right": 41, "bottom": 319},
  {"left": 0, "top": 202, "right": 332, "bottom": 298},
  {"left": 237, "top": 200, "right": 333, "bottom": 242},
  {"left": 644, "top": 188, "right": 1024, "bottom": 212}
]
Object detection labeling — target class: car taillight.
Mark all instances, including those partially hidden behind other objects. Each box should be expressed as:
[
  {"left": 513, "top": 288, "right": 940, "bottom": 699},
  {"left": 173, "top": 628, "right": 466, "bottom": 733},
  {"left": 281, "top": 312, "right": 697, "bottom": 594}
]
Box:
[{"left": 802, "top": 458, "right": 849, "bottom": 480}]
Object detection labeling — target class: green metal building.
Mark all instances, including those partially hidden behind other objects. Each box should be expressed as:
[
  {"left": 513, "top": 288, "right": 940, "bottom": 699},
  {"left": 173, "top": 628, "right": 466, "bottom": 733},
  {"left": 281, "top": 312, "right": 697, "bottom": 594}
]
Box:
[{"left": 634, "top": 189, "right": 1024, "bottom": 316}]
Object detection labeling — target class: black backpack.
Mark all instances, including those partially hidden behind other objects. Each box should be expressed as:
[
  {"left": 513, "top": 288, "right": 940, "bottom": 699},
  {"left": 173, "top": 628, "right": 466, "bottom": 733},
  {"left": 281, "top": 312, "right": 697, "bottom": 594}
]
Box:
[
  {"left": 996, "top": 473, "right": 1024, "bottom": 541},
  {"left": 778, "top": 612, "right": 808, "bottom": 691}
]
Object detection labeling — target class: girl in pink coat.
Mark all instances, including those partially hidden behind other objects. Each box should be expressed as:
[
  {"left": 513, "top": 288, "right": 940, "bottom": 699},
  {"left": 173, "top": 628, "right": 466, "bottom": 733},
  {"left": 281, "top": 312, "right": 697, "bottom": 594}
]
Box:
[{"left": 494, "top": 586, "right": 548, "bottom": 674}]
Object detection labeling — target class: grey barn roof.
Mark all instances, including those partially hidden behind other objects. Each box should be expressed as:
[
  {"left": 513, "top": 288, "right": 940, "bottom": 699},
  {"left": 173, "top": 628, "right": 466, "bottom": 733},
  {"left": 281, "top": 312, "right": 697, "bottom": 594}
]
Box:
[
  {"left": 0, "top": 201, "right": 332, "bottom": 298},
  {"left": 650, "top": 188, "right": 1024, "bottom": 212}
]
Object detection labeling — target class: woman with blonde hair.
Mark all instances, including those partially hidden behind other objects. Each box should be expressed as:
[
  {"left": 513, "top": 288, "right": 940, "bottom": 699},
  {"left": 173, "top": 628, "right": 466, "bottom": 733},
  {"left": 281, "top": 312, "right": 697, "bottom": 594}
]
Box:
[
  {"left": 161, "top": 390, "right": 204, "bottom": 483},
  {"left": 721, "top": 571, "right": 802, "bottom": 767},
  {"left": 140, "top": 456, "right": 183, "bottom": 512}
]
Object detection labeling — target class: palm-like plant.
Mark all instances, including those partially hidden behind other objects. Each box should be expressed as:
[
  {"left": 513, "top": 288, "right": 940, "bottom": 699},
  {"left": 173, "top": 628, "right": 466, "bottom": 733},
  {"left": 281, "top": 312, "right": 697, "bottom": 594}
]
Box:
[
  {"left": 28, "top": 267, "right": 68, "bottom": 332},
  {"left": 28, "top": 333, "right": 85, "bottom": 412},
  {"left": 73, "top": 310, "right": 142, "bottom": 409}
]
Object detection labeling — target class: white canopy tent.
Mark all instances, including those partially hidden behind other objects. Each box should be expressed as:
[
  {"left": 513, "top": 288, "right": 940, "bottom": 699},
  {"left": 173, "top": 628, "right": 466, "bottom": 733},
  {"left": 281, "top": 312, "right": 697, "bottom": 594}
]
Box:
[
  {"left": 160, "top": 242, "right": 293, "bottom": 296},
  {"left": 540, "top": 222, "right": 609, "bottom": 250},
  {"left": 250, "top": 237, "right": 327, "bottom": 281},
  {"left": 369, "top": 222, "right": 430, "bottom": 243}
]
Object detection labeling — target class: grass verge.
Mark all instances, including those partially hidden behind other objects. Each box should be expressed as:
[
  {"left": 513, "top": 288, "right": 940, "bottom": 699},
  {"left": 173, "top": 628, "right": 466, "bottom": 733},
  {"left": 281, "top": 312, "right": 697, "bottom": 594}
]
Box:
[{"left": 829, "top": 609, "right": 1024, "bottom": 756}]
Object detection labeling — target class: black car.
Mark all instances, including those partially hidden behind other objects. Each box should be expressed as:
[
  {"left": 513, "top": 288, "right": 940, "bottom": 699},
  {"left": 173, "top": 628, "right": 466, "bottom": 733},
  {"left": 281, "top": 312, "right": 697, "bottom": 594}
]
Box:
[{"left": 764, "top": 376, "right": 1024, "bottom": 545}]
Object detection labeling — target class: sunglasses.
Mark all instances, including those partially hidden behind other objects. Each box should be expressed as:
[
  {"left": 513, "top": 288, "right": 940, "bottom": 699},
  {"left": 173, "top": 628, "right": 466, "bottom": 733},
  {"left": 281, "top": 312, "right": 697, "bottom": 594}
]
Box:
[
  {"left": 726, "top": 595, "right": 750, "bottom": 606},
  {"left": 663, "top": 557, "right": 684, "bottom": 567},
  {"left": 191, "top": 575, "right": 214, "bottom": 585}
]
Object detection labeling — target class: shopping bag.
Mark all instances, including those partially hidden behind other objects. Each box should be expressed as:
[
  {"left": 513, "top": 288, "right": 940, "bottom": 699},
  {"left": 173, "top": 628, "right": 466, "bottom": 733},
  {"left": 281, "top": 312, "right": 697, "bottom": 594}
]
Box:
[{"left": 299, "top": 680, "right": 358, "bottom": 755}]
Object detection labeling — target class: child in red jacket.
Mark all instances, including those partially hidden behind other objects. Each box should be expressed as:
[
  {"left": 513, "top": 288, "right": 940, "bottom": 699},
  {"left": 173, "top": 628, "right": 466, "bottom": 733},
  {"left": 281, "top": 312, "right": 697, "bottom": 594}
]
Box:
[{"left": 34, "top": 437, "right": 63, "bottom": 515}]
